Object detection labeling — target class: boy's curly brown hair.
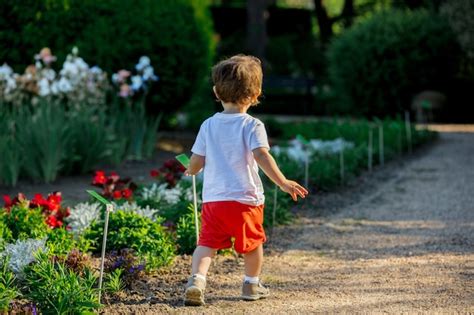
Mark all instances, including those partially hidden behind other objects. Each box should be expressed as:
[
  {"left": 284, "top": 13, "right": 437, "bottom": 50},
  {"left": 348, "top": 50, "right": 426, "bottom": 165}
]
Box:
[{"left": 211, "top": 55, "right": 263, "bottom": 106}]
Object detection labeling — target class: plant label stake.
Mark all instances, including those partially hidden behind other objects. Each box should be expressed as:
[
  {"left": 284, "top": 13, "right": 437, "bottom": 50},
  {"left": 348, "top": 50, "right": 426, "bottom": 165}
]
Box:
[
  {"left": 368, "top": 127, "right": 373, "bottom": 172},
  {"left": 339, "top": 148, "right": 345, "bottom": 184},
  {"left": 86, "top": 190, "right": 113, "bottom": 304},
  {"left": 175, "top": 154, "right": 199, "bottom": 244},
  {"left": 379, "top": 124, "right": 384, "bottom": 166},
  {"left": 405, "top": 111, "right": 412, "bottom": 153},
  {"left": 296, "top": 134, "right": 310, "bottom": 188}
]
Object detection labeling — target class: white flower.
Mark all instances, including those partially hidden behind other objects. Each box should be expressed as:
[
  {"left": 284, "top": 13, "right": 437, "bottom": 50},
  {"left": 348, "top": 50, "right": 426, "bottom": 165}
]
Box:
[
  {"left": 72, "top": 46, "right": 79, "bottom": 56},
  {"left": 131, "top": 75, "right": 143, "bottom": 91},
  {"left": 1, "top": 238, "right": 47, "bottom": 276},
  {"left": 142, "top": 66, "right": 158, "bottom": 81},
  {"left": 136, "top": 56, "right": 151, "bottom": 71},
  {"left": 42, "top": 68, "right": 56, "bottom": 81},
  {"left": 68, "top": 202, "right": 101, "bottom": 233},
  {"left": 287, "top": 146, "right": 307, "bottom": 162},
  {"left": 58, "top": 77, "right": 73, "bottom": 93},
  {"left": 113, "top": 202, "right": 158, "bottom": 221},
  {"left": 309, "top": 138, "right": 354, "bottom": 154},
  {"left": 61, "top": 60, "right": 79, "bottom": 77},
  {"left": 50, "top": 81, "right": 59, "bottom": 94},
  {"left": 4, "top": 76, "right": 17, "bottom": 94},
  {"left": 37, "top": 78, "right": 50, "bottom": 96},
  {"left": 140, "top": 182, "right": 194, "bottom": 205},
  {"left": 0, "top": 63, "right": 13, "bottom": 78},
  {"left": 111, "top": 73, "right": 119, "bottom": 84},
  {"left": 90, "top": 66, "right": 102, "bottom": 75}
]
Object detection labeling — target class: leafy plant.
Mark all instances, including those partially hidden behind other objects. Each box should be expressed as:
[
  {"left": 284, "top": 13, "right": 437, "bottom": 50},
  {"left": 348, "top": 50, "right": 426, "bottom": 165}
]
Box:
[
  {"left": 84, "top": 211, "right": 175, "bottom": 270},
  {"left": 15, "top": 104, "right": 70, "bottom": 183},
  {"left": 105, "top": 249, "right": 145, "bottom": 287},
  {"left": 23, "top": 252, "right": 101, "bottom": 314},
  {"left": 0, "top": 256, "right": 20, "bottom": 312},
  {"left": 46, "top": 227, "right": 92, "bottom": 256},
  {"left": 1, "top": 204, "right": 49, "bottom": 241},
  {"left": 175, "top": 204, "right": 199, "bottom": 255},
  {"left": 104, "top": 268, "right": 125, "bottom": 294}
]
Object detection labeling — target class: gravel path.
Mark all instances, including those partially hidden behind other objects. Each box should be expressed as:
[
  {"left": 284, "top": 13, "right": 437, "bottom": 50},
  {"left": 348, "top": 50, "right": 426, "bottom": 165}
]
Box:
[{"left": 106, "top": 132, "right": 473, "bottom": 314}]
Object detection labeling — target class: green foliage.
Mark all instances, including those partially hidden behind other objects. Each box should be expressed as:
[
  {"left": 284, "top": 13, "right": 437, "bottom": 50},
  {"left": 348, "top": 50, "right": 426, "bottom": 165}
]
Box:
[
  {"left": 108, "top": 103, "right": 162, "bottom": 162},
  {"left": 175, "top": 204, "right": 199, "bottom": 255},
  {"left": 46, "top": 227, "right": 92, "bottom": 257},
  {"left": 0, "top": 219, "right": 12, "bottom": 250},
  {"left": 84, "top": 211, "right": 175, "bottom": 270},
  {"left": 23, "top": 252, "right": 101, "bottom": 314},
  {"left": 2, "top": 204, "right": 49, "bottom": 240},
  {"left": 327, "top": 9, "right": 460, "bottom": 117},
  {"left": 0, "top": 0, "right": 213, "bottom": 114},
  {"left": 16, "top": 104, "right": 69, "bottom": 183},
  {"left": 0, "top": 111, "right": 21, "bottom": 185},
  {"left": 104, "top": 268, "right": 125, "bottom": 294},
  {"left": 0, "top": 256, "right": 19, "bottom": 312},
  {"left": 62, "top": 106, "right": 110, "bottom": 174},
  {"left": 265, "top": 118, "right": 436, "bottom": 191}
]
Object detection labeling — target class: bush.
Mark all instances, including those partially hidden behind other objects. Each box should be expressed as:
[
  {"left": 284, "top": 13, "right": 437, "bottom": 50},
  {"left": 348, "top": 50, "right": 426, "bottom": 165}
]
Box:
[
  {"left": 175, "top": 205, "right": 199, "bottom": 255},
  {"left": 1, "top": 204, "right": 49, "bottom": 241},
  {"left": 0, "top": 0, "right": 213, "bottom": 113},
  {"left": 327, "top": 9, "right": 460, "bottom": 117},
  {"left": 84, "top": 211, "right": 175, "bottom": 270}
]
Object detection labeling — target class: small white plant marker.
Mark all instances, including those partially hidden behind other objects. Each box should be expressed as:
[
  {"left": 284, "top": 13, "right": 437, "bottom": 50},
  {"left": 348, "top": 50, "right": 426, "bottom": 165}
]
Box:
[
  {"left": 405, "top": 111, "right": 412, "bottom": 153},
  {"left": 339, "top": 147, "right": 345, "bottom": 184},
  {"left": 296, "top": 134, "right": 310, "bottom": 189},
  {"left": 379, "top": 124, "right": 384, "bottom": 166},
  {"left": 368, "top": 127, "right": 373, "bottom": 172},
  {"left": 86, "top": 190, "right": 114, "bottom": 304}
]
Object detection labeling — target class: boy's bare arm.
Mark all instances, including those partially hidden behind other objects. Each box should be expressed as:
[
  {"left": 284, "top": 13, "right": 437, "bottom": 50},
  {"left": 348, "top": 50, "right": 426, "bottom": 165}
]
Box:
[
  {"left": 252, "top": 147, "right": 308, "bottom": 201},
  {"left": 186, "top": 153, "right": 205, "bottom": 175}
]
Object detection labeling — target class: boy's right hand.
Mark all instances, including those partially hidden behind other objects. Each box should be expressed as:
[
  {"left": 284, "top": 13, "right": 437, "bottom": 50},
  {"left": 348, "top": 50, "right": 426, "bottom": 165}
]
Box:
[{"left": 279, "top": 180, "right": 308, "bottom": 201}]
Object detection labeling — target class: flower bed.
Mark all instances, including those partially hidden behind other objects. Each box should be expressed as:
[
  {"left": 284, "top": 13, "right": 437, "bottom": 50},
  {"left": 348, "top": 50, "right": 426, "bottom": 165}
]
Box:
[
  {"left": 0, "top": 120, "right": 435, "bottom": 313},
  {"left": 0, "top": 47, "right": 161, "bottom": 186}
]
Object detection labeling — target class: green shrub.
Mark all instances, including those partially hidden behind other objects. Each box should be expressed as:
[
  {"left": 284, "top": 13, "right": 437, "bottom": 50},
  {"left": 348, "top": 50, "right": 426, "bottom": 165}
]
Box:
[
  {"left": 46, "top": 227, "right": 92, "bottom": 257},
  {"left": 327, "top": 9, "right": 460, "bottom": 117},
  {"left": 175, "top": 204, "right": 199, "bottom": 255},
  {"left": 2, "top": 204, "right": 49, "bottom": 240},
  {"left": 0, "top": 0, "right": 213, "bottom": 113},
  {"left": 23, "top": 252, "right": 100, "bottom": 314},
  {"left": 84, "top": 211, "right": 175, "bottom": 270}
]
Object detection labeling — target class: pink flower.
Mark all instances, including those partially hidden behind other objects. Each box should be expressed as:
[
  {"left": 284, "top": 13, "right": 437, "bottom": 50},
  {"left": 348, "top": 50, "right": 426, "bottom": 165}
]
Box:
[{"left": 119, "top": 84, "right": 132, "bottom": 98}]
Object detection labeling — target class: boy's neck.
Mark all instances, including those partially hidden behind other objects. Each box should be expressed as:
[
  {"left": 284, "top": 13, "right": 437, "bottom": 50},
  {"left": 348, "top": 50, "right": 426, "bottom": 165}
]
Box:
[{"left": 221, "top": 101, "right": 250, "bottom": 114}]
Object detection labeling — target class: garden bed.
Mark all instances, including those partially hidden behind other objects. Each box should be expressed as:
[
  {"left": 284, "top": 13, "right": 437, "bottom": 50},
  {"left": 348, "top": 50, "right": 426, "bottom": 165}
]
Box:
[{"left": 0, "top": 118, "right": 436, "bottom": 314}]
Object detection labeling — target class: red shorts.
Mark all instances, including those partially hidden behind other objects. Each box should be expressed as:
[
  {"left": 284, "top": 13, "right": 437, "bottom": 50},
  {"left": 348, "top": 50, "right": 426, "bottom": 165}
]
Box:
[{"left": 198, "top": 201, "right": 266, "bottom": 254}]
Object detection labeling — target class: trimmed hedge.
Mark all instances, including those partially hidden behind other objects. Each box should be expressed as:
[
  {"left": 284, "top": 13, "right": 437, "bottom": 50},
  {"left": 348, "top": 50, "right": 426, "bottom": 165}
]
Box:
[
  {"left": 327, "top": 9, "right": 460, "bottom": 117},
  {"left": 0, "top": 0, "right": 214, "bottom": 113}
]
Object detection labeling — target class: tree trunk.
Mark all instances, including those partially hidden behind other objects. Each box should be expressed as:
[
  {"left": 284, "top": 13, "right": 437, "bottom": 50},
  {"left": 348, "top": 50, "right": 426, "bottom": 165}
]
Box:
[
  {"left": 313, "top": 0, "right": 333, "bottom": 45},
  {"left": 246, "top": 0, "right": 268, "bottom": 60}
]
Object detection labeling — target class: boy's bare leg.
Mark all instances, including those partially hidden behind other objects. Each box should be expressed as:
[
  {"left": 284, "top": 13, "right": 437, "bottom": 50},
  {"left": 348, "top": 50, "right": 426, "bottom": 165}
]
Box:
[
  {"left": 243, "top": 244, "right": 263, "bottom": 277},
  {"left": 192, "top": 245, "right": 217, "bottom": 276}
]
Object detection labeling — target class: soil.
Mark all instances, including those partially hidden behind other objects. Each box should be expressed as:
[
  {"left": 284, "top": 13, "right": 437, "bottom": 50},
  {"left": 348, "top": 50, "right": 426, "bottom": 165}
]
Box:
[{"left": 3, "top": 131, "right": 473, "bottom": 314}]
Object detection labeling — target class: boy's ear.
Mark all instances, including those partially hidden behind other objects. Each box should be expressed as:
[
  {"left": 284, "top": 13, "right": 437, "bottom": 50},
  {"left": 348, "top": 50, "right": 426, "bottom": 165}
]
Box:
[{"left": 212, "top": 86, "right": 221, "bottom": 101}]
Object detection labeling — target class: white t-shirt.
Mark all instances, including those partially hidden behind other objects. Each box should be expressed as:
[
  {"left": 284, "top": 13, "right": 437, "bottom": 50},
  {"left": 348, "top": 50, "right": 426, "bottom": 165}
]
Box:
[{"left": 191, "top": 112, "right": 270, "bottom": 206}]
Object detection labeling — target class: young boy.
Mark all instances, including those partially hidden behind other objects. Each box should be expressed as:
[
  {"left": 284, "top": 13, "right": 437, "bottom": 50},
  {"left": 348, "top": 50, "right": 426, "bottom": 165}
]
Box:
[{"left": 184, "top": 55, "right": 308, "bottom": 306}]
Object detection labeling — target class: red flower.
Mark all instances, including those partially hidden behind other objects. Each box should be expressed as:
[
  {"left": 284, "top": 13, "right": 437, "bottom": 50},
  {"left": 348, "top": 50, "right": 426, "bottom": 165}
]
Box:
[
  {"left": 122, "top": 189, "right": 133, "bottom": 199},
  {"left": 46, "top": 215, "right": 63, "bottom": 228},
  {"left": 92, "top": 170, "right": 107, "bottom": 185},
  {"left": 164, "top": 160, "right": 174, "bottom": 169},
  {"left": 150, "top": 169, "right": 160, "bottom": 177},
  {"left": 3, "top": 195, "right": 12, "bottom": 208},
  {"left": 113, "top": 190, "right": 122, "bottom": 200}
]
